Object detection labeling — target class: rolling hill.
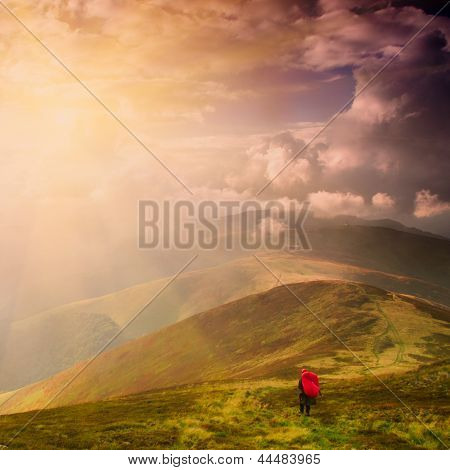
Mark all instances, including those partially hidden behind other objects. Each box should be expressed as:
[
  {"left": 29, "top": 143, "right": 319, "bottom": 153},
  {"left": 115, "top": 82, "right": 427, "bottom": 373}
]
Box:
[
  {"left": 1, "top": 280, "right": 448, "bottom": 415},
  {"left": 1, "top": 247, "right": 449, "bottom": 393}
]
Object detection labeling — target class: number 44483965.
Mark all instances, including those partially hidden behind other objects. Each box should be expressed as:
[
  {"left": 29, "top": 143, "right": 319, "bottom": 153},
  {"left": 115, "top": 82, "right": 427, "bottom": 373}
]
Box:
[{"left": 257, "top": 454, "right": 320, "bottom": 464}]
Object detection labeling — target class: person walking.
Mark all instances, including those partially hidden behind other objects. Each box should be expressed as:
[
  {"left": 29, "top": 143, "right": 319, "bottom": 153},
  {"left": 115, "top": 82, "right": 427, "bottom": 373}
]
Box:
[{"left": 298, "top": 368, "right": 320, "bottom": 416}]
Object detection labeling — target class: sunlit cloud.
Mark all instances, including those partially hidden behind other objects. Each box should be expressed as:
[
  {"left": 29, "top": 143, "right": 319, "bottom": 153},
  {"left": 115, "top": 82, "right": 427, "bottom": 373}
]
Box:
[{"left": 0, "top": 0, "right": 449, "bottom": 319}]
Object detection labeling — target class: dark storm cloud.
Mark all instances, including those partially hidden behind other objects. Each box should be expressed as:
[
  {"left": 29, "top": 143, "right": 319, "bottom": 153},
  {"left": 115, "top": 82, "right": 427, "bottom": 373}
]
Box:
[
  {"left": 322, "top": 28, "right": 450, "bottom": 211},
  {"left": 221, "top": 2, "right": 450, "bottom": 232}
]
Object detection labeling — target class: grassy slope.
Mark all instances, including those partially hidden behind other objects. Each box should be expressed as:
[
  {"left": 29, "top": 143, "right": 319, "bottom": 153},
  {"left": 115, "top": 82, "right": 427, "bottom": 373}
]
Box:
[
  {"left": 0, "top": 362, "right": 448, "bottom": 450},
  {"left": 1, "top": 280, "right": 448, "bottom": 415},
  {"left": 2, "top": 249, "right": 449, "bottom": 392}
]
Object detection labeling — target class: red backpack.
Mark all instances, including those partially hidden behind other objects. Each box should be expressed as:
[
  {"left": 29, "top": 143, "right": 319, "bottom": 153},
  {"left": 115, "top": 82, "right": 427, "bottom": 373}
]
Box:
[{"left": 301, "top": 370, "right": 320, "bottom": 398}]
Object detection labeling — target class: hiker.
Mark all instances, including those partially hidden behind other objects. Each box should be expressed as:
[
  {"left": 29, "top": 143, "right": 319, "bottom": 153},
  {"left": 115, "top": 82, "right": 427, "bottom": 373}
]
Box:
[{"left": 298, "top": 368, "right": 321, "bottom": 416}]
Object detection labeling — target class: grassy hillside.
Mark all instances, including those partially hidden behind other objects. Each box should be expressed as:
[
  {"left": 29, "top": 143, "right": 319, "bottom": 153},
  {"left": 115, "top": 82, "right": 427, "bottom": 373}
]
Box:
[
  {"left": 1, "top": 280, "right": 448, "bottom": 415},
  {"left": 0, "top": 362, "right": 448, "bottom": 450},
  {"left": 2, "top": 250, "right": 448, "bottom": 392}
]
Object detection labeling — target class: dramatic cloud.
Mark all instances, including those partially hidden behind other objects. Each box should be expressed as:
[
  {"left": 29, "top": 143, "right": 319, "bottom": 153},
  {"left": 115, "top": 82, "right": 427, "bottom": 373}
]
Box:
[
  {"left": 317, "top": 27, "right": 450, "bottom": 225},
  {"left": 219, "top": 4, "right": 450, "bottom": 231},
  {"left": 0, "top": 0, "right": 449, "bottom": 319}
]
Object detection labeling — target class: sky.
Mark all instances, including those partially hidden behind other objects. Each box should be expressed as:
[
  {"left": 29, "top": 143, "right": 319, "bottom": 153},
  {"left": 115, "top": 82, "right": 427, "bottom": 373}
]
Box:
[{"left": 0, "top": 0, "right": 449, "bottom": 317}]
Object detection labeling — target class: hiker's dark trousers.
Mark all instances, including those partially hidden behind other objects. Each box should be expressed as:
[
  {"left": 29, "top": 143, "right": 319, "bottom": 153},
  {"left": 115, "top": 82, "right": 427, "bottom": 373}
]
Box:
[{"left": 299, "top": 393, "right": 311, "bottom": 415}]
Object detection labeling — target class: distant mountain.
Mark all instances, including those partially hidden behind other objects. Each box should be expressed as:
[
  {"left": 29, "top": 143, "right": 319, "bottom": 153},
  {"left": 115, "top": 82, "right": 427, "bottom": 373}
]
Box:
[
  {"left": 311, "top": 215, "right": 447, "bottom": 240},
  {"left": 221, "top": 211, "right": 447, "bottom": 240},
  {"left": 219, "top": 212, "right": 450, "bottom": 285},
  {"left": 1, "top": 280, "right": 448, "bottom": 415},
  {"left": 300, "top": 225, "right": 450, "bottom": 286}
]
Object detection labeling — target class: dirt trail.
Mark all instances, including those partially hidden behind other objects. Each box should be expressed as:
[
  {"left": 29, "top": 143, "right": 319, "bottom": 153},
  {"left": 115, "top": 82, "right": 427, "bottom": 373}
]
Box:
[
  {"left": 373, "top": 300, "right": 405, "bottom": 367},
  {"left": 352, "top": 284, "right": 405, "bottom": 369}
]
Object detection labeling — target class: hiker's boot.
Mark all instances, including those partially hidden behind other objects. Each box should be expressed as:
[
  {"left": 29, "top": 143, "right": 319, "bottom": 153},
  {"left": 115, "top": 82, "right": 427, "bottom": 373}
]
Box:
[
  {"left": 300, "top": 404, "right": 304, "bottom": 414},
  {"left": 305, "top": 406, "right": 311, "bottom": 417}
]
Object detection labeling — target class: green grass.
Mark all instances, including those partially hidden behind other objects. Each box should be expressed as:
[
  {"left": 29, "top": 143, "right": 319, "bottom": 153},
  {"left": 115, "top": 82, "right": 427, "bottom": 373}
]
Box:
[{"left": 0, "top": 362, "right": 448, "bottom": 450}]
